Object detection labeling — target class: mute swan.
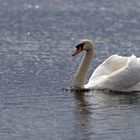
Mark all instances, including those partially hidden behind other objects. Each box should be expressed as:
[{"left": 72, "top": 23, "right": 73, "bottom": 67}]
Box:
[{"left": 72, "top": 39, "right": 140, "bottom": 92}]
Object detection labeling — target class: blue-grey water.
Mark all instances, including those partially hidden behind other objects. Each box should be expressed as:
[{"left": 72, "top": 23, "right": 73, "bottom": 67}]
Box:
[{"left": 0, "top": 0, "right": 140, "bottom": 140}]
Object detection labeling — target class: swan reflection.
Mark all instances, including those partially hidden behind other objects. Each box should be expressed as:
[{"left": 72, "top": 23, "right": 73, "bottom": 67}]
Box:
[{"left": 71, "top": 89, "right": 140, "bottom": 139}]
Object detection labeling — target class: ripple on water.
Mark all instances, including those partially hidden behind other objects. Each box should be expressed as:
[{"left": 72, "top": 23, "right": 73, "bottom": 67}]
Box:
[{"left": 0, "top": 0, "right": 140, "bottom": 140}]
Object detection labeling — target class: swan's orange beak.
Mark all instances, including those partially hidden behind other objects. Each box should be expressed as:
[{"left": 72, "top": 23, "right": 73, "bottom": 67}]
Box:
[{"left": 72, "top": 48, "right": 83, "bottom": 56}]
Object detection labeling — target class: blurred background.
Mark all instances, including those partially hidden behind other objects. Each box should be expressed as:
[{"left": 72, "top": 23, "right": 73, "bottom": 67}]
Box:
[{"left": 0, "top": 0, "right": 140, "bottom": 140}]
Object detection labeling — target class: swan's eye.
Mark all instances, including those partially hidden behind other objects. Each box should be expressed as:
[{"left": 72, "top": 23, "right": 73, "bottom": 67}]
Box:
[
  {"left": 72, "top": 43, "right": 85, "bottom": 56},
  {"left": 76, "top": 43, "right": 85, "bottom": 50}
]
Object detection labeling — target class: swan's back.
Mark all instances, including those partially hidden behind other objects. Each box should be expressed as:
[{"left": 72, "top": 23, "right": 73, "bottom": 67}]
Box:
[
  {"left": 89, "top": 55, "right": 129, "bottom": 79},
  {"left": 85, "top": 55, "right": 140, "bottom": 92}
]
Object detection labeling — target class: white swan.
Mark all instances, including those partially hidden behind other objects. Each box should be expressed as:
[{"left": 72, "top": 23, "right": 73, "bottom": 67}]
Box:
[{"left": 72, "top": 39, "right": 140, "bottom": 92}]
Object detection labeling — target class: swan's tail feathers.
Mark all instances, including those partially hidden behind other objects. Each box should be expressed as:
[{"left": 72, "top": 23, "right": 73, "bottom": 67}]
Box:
[
  {"left": 108, "top": 55, "right": 140, "bottom": 90},
  {"left": 127, "top": 55, "right": 140, "bottom": 79}
]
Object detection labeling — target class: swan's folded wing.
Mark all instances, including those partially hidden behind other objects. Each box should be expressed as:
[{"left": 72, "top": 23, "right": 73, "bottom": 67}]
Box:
[
  {"left": 89, "top": 54, "right": 129, "bottom": 82},
  {"left": 106, "top": 55, "right": 140, "bottom": 89},
  {"left": 87, "top": 55, "right": 140, "bottom": 91}
]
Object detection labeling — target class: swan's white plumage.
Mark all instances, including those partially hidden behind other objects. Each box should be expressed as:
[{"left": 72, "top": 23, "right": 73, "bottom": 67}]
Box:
[
  {"left": 84, "top": 54, "right": 140, "bottom": 92},
  {"left": 73, "top": 39, "right": 140, "bottom": 92}
]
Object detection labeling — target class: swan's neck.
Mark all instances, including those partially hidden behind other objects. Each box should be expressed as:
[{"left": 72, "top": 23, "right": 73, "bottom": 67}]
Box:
[{"left": 73, "top": 48, "right": 93, "bottom": 88}]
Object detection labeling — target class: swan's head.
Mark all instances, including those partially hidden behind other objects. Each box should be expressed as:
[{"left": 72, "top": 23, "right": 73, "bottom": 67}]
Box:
[{"left": 72, "top": 39, "right": 94, "bottom": 56}]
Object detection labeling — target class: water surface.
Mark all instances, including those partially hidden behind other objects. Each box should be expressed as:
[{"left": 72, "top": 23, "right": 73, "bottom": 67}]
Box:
[{"left": 0, "top": 0, "right": 140, "bottom": 140}]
